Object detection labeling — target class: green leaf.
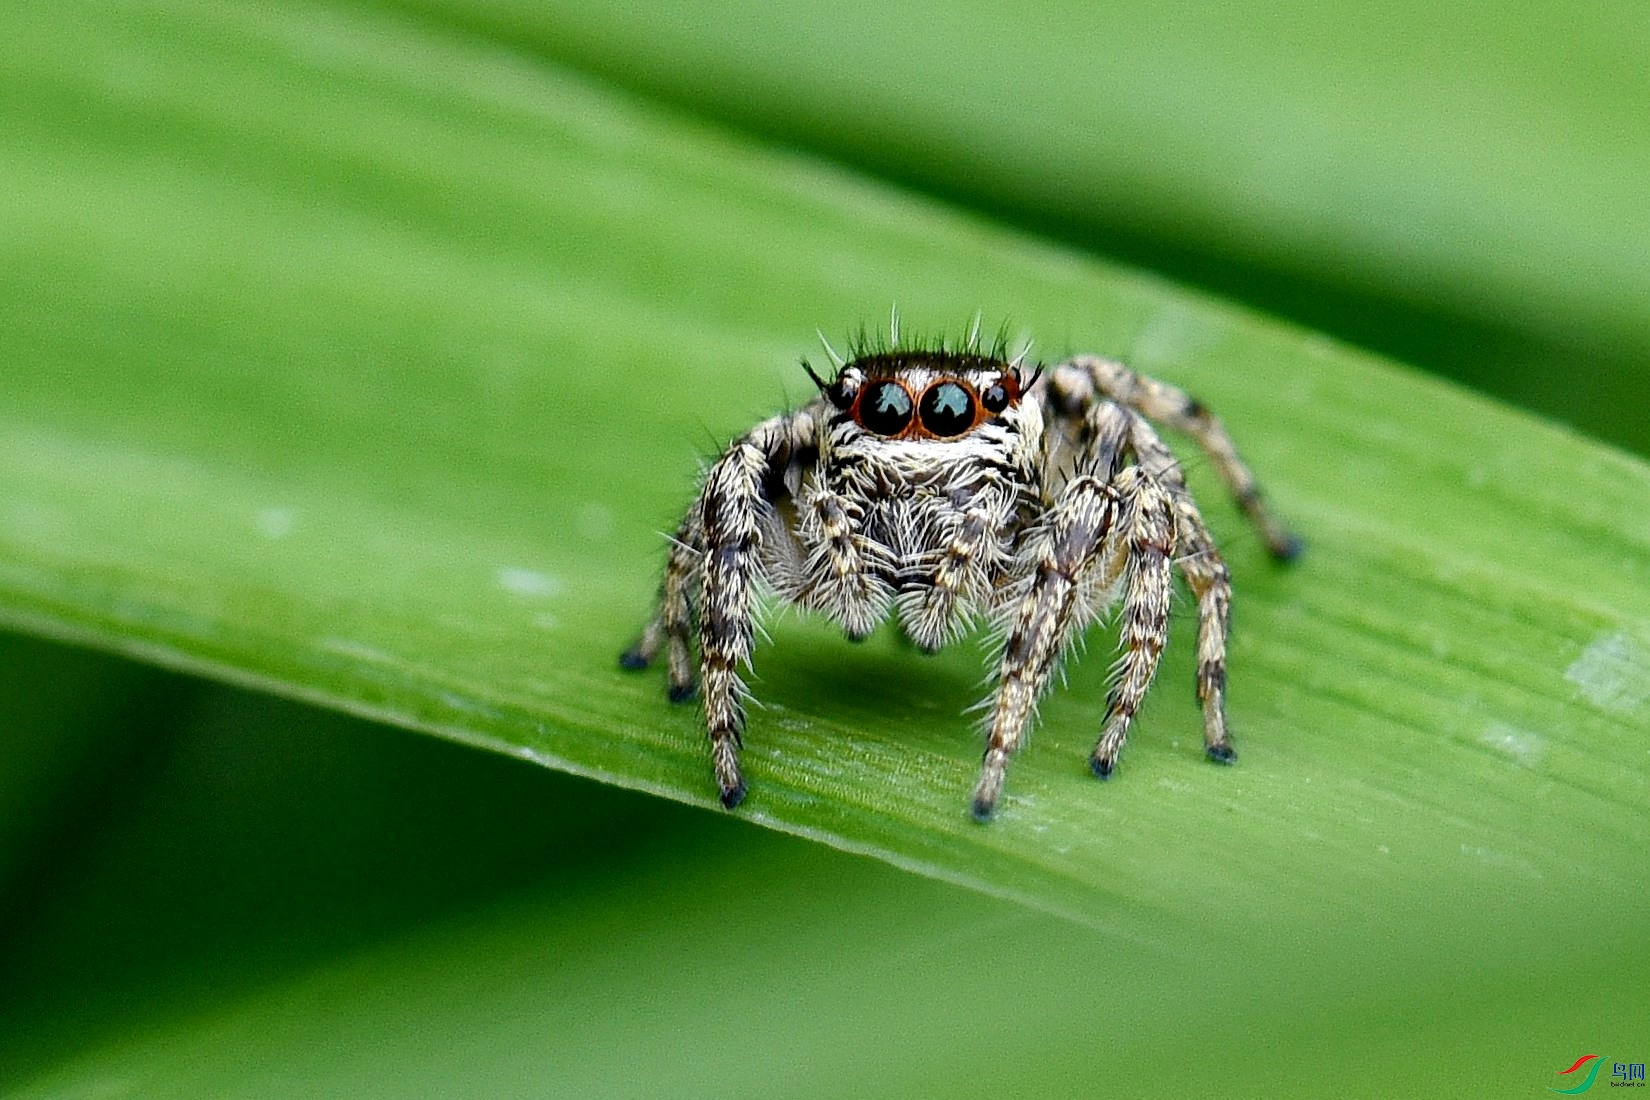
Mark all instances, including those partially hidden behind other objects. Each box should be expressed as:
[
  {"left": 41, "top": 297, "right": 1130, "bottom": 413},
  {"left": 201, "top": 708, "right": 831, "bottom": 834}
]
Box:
[
  {"left": 392, "top": 0, "right": 1650, "bottom": 454},
  {"left": 2, "top": 0, "right": 1647, "bottom": 1040},
  {"left": 3, "top": 664, "right": 1638, "bottom": 1097},
  {"left": 0, "top": 633, "right": 157, "bottom": 888}
]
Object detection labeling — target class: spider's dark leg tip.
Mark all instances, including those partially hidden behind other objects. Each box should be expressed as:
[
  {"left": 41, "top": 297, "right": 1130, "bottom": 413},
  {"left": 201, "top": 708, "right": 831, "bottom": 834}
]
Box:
[
  {"left": 1089, "top": 756, "right": 1116, "bottom": 780},
  {"left": 1271, "top": 535, "right": 1305, "bottom": 564},
  {"left": 719, "top": 782, "right": 747, "bottom": 810},
  {"left": 845, "top": 630, "right": 870, "bottom": 645},
  {"left": 1205, "top": 743, "right": 1237, "bottom": 766},
  {"left": 969, "top": 796, "right": 997, "bottom": 824},
  {"left": 618, "top": 647, "right": 651, "bottom": 671},
  {"left": 667, "top": 682, "right": 699, "bottom": 704}
]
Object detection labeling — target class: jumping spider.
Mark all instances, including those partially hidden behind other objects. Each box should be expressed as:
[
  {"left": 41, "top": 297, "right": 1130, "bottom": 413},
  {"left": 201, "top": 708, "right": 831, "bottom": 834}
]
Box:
[{"left": 621, "top": 321, "right": 1299, "bottom": 820}]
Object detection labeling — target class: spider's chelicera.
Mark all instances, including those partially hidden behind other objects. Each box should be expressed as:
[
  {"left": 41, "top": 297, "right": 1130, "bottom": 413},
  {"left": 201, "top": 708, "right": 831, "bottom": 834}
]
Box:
[{"left": 621, "top": 322, "right": 1300, "bottom": 820}]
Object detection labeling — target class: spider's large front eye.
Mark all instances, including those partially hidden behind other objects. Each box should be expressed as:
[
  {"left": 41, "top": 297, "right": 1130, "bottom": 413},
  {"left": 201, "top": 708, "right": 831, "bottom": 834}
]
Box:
[
  {"left": 918, "top": 381, "right": 976, "bottom": 437},
  {"left": 859, "top": 381, "right": 914, "bottom": 435}
]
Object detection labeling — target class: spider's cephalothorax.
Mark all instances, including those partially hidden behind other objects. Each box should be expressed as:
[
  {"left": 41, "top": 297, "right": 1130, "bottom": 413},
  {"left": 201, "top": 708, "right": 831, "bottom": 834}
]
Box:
[{"left": 621, "top": 329, "right": 1300, "bottom": 820}]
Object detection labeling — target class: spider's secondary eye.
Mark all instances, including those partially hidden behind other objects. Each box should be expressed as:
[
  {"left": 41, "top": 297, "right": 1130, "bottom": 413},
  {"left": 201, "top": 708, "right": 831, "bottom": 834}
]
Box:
[
  {"left": 919, "top": 381, "right": 975, "bottom": 437},
  {"left": 859, "top": 381, "right": 914, "bottom": 435},
  {"left": 979, "top": 381, "right": 1011, "bottom": 414}
]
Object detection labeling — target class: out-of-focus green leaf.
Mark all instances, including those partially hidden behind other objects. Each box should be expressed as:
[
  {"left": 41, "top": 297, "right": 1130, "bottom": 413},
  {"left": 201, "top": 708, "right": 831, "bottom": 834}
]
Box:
[
  {"left": 0, "top": 0, "right": 1646, "bottom": 1038},
  {"left": 4, "top": 666, "right": 1642, "bottom": 1098},
  {"left": 383, "top": 0, "right": 1650, "bottom": 454},
  {"left": 0, "top": 634, "right": 158, "bottom": 890}
]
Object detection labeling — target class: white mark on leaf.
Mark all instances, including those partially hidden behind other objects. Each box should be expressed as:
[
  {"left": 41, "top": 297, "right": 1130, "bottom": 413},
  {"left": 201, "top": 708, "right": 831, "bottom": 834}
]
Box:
[
  {"left": 439, "top": 691, "right": 502, "bottom": 720},
  {"left": 1564, "top": 631, "right": 1650, "bottom": 714},
  {"left": 1460, "top": 843, "right": 1543, "bottom": 880},
  {"left": 319, "top": 637, "right": 395, "bottom": 665},
  {"left": 1477, "top": 722, "right": 1546, "bottom": 767},
  {"left": 496, "top": 566, "right": 563, "bottom": 599},
  {"left": 257, "top": 507, "right": 296, "bottom": 539},
  {"left": 1129, "top": 301, "right": 1229, "bottom": 369}
]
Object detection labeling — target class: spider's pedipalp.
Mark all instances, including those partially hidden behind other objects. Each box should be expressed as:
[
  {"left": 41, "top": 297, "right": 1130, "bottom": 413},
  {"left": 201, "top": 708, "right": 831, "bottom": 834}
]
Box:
[
  {"left": 901, "top": 484, "right": 1012, "bottom": 653},
  {"left": 795, "top": 483, "right": 891, "bottom": 639}
]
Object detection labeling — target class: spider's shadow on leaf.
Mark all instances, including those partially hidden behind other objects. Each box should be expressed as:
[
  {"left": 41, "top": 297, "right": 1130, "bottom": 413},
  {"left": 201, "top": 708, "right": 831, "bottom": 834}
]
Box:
[
  {"left": 741, "top": 612, "right": 1185, "bottom": 763},
  {"left": 751, "top": 618, "right": 984, "bottom": 728}
]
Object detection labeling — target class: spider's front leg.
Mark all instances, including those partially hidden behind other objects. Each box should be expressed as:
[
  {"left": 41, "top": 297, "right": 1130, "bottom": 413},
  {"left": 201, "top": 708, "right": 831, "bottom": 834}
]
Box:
[
  {"left": 973, "top": 475, "right": 1120, "bottom": 820},
  {"left": 694, "top": 442, "right": 768, "bottom": 808},
  {"left": 622, "top": 412, "right": 806, "bottom": 809}
]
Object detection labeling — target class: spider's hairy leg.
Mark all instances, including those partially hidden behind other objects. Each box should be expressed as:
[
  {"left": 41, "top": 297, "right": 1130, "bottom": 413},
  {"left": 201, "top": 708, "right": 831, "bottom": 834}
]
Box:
[
  {"left": 618, "top": 514, "right": 702, "bottom": 704},
  {"left": 1059, "top": 355, "right": 1302, "bottom": 561},
  {"left": 695, "top": 411, "right": 816, "bottom": 809},
  {"left": 1177, "top": 536, "right": 1234, "bottom": 764},
  {"left": 973, "top": 476, "right": 1118, "bottom": 821},
  {"left": 1089, "top": 468, "right": 1177, "bottom": 778},
  {"left": 624, "top": 410, "right": 808, "bottom": 809},
  {"left": 1127, "top": 417, "right": 1236, "bottom": 763},
  {"left": 660, "top": 524, "right": 702, "bottom": 702}
]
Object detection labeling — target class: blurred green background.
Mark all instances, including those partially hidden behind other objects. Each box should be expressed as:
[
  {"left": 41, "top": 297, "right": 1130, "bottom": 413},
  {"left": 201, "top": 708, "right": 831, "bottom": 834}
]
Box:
[
  {"left": 385, "top": 0, "right": 1650, "bottom": 458},
  {"left": 2, "top": 1, "right": 1647, "bottom": 1096}
]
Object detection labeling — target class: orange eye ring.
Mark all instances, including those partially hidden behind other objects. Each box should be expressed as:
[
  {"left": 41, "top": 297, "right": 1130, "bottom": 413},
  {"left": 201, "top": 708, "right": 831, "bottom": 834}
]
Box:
[{"left": 850, "top": 375, "right": 1021, "bottom": 439}]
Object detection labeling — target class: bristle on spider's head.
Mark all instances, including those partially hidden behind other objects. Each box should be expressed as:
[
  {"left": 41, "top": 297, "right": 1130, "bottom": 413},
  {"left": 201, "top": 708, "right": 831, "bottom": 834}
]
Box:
[
  {"left": 800, "top": 359, "right": 832, "bottom": 393},
  {"left": 799, "top": 354, "right": 856, "bottom": 410},
  {"left": 815, "top": 328, "right": 845, "bottom": 368},
  {"left": 832, "top": 315, "right": 1024, "bottom": 368}
]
